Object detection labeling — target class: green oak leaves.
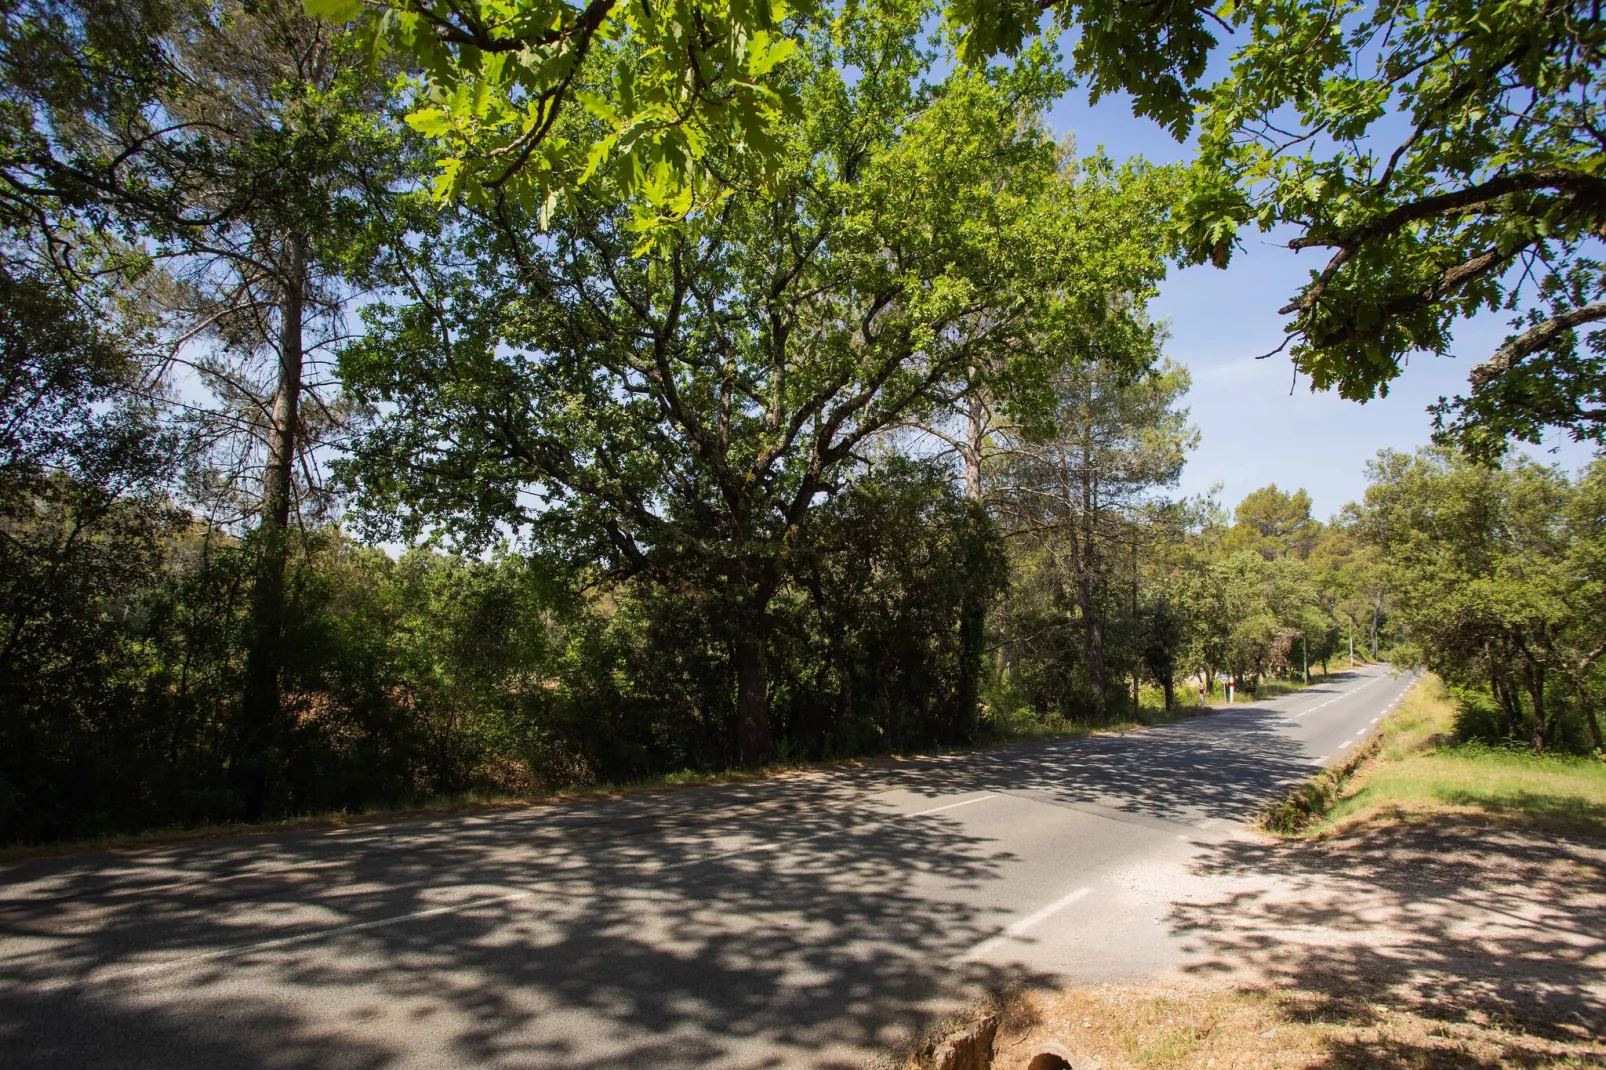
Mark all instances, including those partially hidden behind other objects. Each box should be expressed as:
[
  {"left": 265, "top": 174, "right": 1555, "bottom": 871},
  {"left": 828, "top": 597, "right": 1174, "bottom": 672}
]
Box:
[
  {"left": 946, "top": 0, "right": 1217, "bottom": 139},
  {"left": 308, "top": 0, "right": 813, "bottom": 233},
  {"left": 1174, "top": 0, "right": 1606, "bottom": 454},
  {"left": 337, "top": 18, "right": 1177, "bottom": 762}
]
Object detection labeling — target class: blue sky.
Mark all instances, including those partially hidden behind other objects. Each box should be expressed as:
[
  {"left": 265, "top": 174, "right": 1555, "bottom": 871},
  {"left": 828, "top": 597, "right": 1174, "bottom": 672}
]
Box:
[{"left": 1043, "top": 90, "right": 1598, "bottom": 522}]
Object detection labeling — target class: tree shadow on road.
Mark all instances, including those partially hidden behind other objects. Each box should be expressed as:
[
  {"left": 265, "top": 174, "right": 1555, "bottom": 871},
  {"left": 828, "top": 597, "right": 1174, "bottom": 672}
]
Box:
[
  {"left": 3, "top": 773, "right": 1040, "bottom": 1068},
  {"left": 0, "top": 703, "right": 1324, "bottom": 1069}
]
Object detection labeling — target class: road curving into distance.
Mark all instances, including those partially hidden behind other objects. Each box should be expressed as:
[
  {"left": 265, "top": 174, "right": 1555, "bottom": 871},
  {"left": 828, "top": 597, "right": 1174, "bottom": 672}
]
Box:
[{"left": 0, "top": 664, "right": 1418, "bottom": 1069}]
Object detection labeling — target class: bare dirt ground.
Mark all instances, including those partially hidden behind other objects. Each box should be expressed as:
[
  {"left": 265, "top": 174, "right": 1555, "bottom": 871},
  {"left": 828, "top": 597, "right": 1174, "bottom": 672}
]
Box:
[{"left": 988, "top": 819, "right": 1606, "bottom": 1069}]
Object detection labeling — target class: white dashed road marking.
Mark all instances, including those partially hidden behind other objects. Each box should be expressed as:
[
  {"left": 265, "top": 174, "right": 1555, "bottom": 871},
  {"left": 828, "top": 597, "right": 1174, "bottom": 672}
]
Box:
[
  {"left": 952, "top": 885, "right": 1093, "bottom": 963},
  {"left": 909, "top": 794, "right": 998, "bottom": 817},
  {"left": 1285, "top": 673, "right": 1388, "bottom": 719}
]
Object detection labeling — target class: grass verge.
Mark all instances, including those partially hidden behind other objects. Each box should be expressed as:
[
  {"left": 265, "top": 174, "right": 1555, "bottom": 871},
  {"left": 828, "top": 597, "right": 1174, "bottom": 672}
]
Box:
[{"left": 1259, "top": 673, "right": 1606, "bottom": 840}]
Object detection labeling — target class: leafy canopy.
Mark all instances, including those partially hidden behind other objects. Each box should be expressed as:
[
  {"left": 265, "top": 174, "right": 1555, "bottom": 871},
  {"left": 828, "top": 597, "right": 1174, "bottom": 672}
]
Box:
[
  {"left": 307, "top": 0, "right": 815, "bottom": 230},
  {"left": 337, "top": 11, "right": 1176, "bottom": 760},
  {"left": 1353, "top": 446, "right": 1605, "bottom": 749},
  {"left": 309, "top": 0, "right": 1227, "bottom": 232},
  {"left": 1175, "top": 0, "right": 1606, "bottom": 456},
  {"left": 944, "top": 0, "right": 1217, "bottom": 139},
  {"left": 341, "top": 14, "right": 1173, "bottom": 566}
]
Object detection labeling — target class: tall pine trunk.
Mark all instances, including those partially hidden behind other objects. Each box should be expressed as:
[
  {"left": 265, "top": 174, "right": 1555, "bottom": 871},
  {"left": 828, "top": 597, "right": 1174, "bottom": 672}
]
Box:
[
  {"left": 1079, "top": 570, "right": 1107, "bottom": 700},
  {"left": 1077, "top": 436, "right": 1106, "bottom": 706},
  {"left": 953, "top": 394, "right": 987, "bottom": 742},
  {"left": 963, "top": 393, "right": 984, "bottom": 500},
  {"left": 237, "top": 235, "right": 306, "bottom": 820}
]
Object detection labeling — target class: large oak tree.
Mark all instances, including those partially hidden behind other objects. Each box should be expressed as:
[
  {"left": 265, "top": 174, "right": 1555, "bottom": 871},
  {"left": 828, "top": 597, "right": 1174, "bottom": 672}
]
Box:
[{"left": 340, "top": 13, "right": 1174, "bottom": 764}]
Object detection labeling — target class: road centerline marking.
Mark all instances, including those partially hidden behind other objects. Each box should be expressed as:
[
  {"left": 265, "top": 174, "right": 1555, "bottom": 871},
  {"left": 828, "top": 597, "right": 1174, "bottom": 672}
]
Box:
[
  {"left": 951, "top": 885, "right": 1093, "bottom": 963},
  {"left": 908, "top": 794, "right": 998, "bottom": 817}
]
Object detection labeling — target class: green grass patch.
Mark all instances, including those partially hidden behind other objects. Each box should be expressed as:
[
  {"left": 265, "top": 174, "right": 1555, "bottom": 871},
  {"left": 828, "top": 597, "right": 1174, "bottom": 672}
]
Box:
[
  {"left": 1266, "top": 673, "right": 1606, "bottom": 840},
  {"left": 1327, "top": 740, "right": 1606, "bottom": 838}
]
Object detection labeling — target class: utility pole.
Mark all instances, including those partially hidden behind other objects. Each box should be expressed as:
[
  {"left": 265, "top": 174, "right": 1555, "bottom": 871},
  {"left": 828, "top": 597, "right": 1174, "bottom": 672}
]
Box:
[
  {"left": 1348, "top": 618, "right": 1354, "bottom": 667},
  {"left": 1302, "top": 634, "right": 1309, "bottom": 685}
]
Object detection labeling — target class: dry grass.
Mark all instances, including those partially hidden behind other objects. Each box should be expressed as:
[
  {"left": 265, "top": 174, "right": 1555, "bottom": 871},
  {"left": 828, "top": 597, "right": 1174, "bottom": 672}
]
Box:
[{"left": 991, "top": 978, "right": 1604, "bottom": 1069}]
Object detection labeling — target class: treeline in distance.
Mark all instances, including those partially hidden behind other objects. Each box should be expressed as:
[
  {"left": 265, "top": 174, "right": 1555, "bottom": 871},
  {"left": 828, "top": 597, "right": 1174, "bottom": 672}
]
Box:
[{"left": 3, "top": 0, "right": 1603, "bottom": 842}]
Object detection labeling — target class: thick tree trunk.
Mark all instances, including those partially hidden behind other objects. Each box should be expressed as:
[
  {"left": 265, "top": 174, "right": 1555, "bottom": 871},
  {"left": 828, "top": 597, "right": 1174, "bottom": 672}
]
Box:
[
  {"left": 1161, "top": 674, "right": 1174, "bottom": 710},
  {"left": 1493, "top": 672, "right": 1523, "bottom": 740},
  {"left": 953, "top": 404, "right": 986, "bottom": 741},
  {"left": 734, "top": 625, "right": 772, "bottom": 768},
  {"left": 237, "top": 236, "right": 306, "bottom": 820}
]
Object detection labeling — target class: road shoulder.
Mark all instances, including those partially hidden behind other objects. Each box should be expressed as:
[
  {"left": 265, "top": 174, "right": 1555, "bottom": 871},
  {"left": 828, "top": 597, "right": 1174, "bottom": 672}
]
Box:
[{"left": 918, "top": 675, "right": 1606, "bottom": 1069}]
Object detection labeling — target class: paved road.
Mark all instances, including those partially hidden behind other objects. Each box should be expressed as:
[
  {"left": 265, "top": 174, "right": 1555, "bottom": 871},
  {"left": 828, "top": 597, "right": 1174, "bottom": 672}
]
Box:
[{"left": 0, "top": 665, "right": 1416, "bottom": 1069}]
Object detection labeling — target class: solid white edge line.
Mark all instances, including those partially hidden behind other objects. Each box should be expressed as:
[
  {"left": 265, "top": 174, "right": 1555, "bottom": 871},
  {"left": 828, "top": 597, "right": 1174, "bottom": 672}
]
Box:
[{"left": 952, "top": 886, "right": 1093, "bottom": 963}]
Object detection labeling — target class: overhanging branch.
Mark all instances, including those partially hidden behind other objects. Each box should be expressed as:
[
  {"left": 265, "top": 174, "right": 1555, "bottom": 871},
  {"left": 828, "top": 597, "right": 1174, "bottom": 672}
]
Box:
[{"left": 1469, "top": 299, "right": 1606, "bottom": 389}]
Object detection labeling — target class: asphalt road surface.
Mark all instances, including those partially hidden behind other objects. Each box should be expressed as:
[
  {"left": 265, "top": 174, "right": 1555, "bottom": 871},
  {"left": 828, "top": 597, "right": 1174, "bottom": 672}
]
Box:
[{"left": 0, "top": 664, "right": 1417, "bottom": 1070}]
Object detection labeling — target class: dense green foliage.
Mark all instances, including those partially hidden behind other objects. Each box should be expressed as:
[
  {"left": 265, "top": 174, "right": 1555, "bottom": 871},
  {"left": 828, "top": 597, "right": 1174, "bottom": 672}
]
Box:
[
  {"left": 337, "top": 12, "right": 1176, "bottom": 765},
  {"left": 3, "top": 0, "right": 1601, "bottom": 847},
  {"left": 1353, "top": 448, "right": 1606, "bottom": 752},
  {"left": 1, "top": 0, "right": 1162, "bottom": 842},
  {"left": 0, "top": 477, "right": 1003, "bottom": 842},
  {"left": 940, "top": 0, "right": 1606, "bottom": 460},
  {"left": 982, "top": 350, "right": 1374, "bottom": 724}
]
